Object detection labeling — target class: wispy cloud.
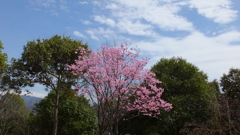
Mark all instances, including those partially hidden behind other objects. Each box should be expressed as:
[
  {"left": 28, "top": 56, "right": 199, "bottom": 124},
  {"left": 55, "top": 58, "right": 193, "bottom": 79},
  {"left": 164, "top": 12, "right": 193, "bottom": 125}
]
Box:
[
  {"left": 188, "top": 0, "right": 238, "bottom": 24},
  {"left": 73, "top": 31, "right": 86, "bottom": 38},
  {"left": 116, "top": 19, "right": 156, "bottom": 36},
  {"left": 29, "top": 0, "right": 56, "bottom": 7},
  {"left": 21, "top": 91, "right": 48, "bottom": 98},
  {"left": 135, "top": 30, "right": 240, "bottom": 81},
  {"left": 49, "top": 9, "right": 58, "bottom": 16},
  {"left": 59, "top": 0, "right": 69, "bottom": 12},
  {"left": 26, "top": 0, "right": 239, "bottom": 82},
  {"left": 78, "top": 1, "right": 88, "bottom": 5},
  {"left": 92, "top": 0, "right": 194, "bottom": 33},
  {"left": 94, "top": 15, "right": 116, "bottom": 27},
  {"left": 28, "top": 0, "right": 70, "bottom": 15},
  {"left": 81, "top": 20, "right": 92, "bottom": 25},
  {"left": 86, "top": 30, "right": 99, "bottom": 40},
  {"left": 21, "top": 84, "right": 48, "bottom": 98},
  {"left": 59, "top": 5, "right": 69, "bottom": 11},
  {"left": 85, "top": 27, "right": 116, "bottom": 40}
]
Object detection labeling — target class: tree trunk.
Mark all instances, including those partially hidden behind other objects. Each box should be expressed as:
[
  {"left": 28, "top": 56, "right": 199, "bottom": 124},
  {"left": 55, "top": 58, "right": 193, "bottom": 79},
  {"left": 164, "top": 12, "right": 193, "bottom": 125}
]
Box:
[
  {"left": 99, "top": 123, "right": 103, "bottom": 135},
  {"left": 52, "top": 90, "right": 59, "bottom": 135},
  {"left": 225, "top": 99, "right": 233, "bottom": 135},
  {"left": 113, "top": 123, "right": 118, "bottom": 135}
]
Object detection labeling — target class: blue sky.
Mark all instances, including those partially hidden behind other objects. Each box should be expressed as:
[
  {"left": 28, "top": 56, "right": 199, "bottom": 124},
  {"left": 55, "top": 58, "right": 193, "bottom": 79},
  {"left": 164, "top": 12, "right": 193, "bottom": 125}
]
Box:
[{"left": 1, "top": 0, "right": 240, "bottom": 98}]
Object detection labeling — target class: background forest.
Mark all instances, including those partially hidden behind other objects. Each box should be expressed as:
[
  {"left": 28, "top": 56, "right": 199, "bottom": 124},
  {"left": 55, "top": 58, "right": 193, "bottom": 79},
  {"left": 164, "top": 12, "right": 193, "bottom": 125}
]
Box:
[{"left": 0, "top": 36, "right": 239, "bottom": 135}]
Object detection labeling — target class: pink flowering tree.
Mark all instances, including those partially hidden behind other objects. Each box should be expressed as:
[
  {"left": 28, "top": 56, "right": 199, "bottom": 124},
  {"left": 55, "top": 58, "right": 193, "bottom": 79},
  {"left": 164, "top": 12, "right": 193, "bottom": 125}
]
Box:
[{"left": 69, "top": 44, "right": 172, "bottom": 135}]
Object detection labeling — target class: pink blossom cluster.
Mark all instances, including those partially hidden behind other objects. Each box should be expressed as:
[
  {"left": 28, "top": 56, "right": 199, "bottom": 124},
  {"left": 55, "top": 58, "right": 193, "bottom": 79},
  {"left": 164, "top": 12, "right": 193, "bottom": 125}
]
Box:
[{"left": 69, "top": 43, "right": 172, "bottom": 117}]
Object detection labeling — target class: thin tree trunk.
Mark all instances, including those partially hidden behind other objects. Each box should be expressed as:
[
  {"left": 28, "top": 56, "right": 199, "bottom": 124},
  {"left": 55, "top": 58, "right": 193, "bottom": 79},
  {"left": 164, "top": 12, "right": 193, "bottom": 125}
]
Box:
[
  {"left": 114, "top": 122, "right": 118, "bottom": 135},
  {"left": 53, "top": 90, "right": 59, "bottom": 135},
  {"left": 225, "top": 99, "right": 233, "bottom": 135},
  {"left": 99, "top": 123, "right": 103, "bottom": 135}
]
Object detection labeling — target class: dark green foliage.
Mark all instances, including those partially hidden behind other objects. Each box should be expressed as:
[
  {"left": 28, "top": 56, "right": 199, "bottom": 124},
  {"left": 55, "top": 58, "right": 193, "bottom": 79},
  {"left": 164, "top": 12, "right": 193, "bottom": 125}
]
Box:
[
  {"left": 0, "top": 59, "right": 33, "bottom": 94},
  {"left": 119, "top": 57, "right": 213, "bottom": 135},
  {"left": 119, "top": 113, "right": 160, "bottom": 135},
  {"left": 14, "top": 35, "right": 88, "bottom": 135},
  {"left": 31, "top": 90, "right": 97, "bottom": 135},
  {"left": 220, "top": 68, "right": 240, "bottom": 134},
  {"left": 150, "top": 57, "right": 212, "bottom": 135},
  {"left": 179, "top": 80, "right": 223, "bottom": 135},
  {"left": 18, "top": 35, "right": 88, "bottom": 89},
  {"left": 0, "top": 93, "right": 29, "bottom": 135},
  {"left": 220, "top": 68, "right": 240, "bottom": 100},
  {"left": 209, "top": 79, "right": 221, "bottom": 95}
]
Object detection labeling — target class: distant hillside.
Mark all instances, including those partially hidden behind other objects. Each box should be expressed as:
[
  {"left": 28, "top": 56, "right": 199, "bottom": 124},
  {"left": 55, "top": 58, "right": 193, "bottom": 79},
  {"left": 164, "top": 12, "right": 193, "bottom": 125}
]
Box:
[{"left": 21, "top": 95, "right": 42, "bottom": 111}]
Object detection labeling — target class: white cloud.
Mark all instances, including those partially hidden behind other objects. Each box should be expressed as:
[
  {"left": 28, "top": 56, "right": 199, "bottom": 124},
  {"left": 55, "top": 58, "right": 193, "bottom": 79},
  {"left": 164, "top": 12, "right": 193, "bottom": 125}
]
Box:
[
  {"left": 58, "top": 0, "right": 70, "bottom": 12},
  {"left": 21, "top": 91, "right": 48, "bottom": 98},
  {"left": 29, "top": 0, "right": 56, "bottom": 7},
  {"left": 214, "top": 30, "right": 240, "bottom": 44},
  {"left": 73, "top": 31, "right": 86, "bottom": 38},
  {"left": 81, "top": 20, "right": 92, "bottom": 25},
  {"left": 87, "top": 0, "right": 239, "bottom": 81},
  {"left": 93, "top": 15, "right": 156, "bottom": 36},
  {"left": 86, "top": 29, "right": 99, "bottom": 40},
  {"left": 116, "top": 19, "right": 155, "bottom": 36},
  {"left": 188, "top": 0, "right": 238, "bottom": 24},
  {"left": 60, "top": 5, "right": 69, "bottom": 11},
  {"left": 29, "top": 0, "right": 71, "bottom": 14},
  {"left": 86, "top": 27, "right": 116, "bottom": 40},
  {"left": 94, "top": 15, "right": 116, "bottom": 27},
  {"left": 49, "top": 9, "right": 58, "bottom": 16},
  {"left": 140, "top": 4, "right": 193, "bottom": 31},
  {"left": 94, "top": 0, "right": 194, "bottom": 33},
  {"left": 92, "top": 1, "right": 100, "bottom": 6},
  {"left": 92, "top": 0, "right": 238, "bottom": 37},
  {"left": 79, "top": 1, "right": 88, "bottom": 4},
  {"left": 105, "top": 3, "right": 118, "bottom": 10},
  {"left": 21, "top": 84, "right": 48, "bottom": 98},
  {"left": 135, "top": 30, "right": 240, "bottom": 81}
]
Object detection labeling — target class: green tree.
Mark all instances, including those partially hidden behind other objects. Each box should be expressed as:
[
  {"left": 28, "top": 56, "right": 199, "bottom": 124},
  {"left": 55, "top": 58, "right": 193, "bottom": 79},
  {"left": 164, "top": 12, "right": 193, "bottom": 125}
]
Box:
[
  {"left": 119, "top": 112, "right": 160, "bottom": 135},
  {"left": 0, "top": 41, "right": 7, "bottom": 75},
  {"left": 14, "top": 35, "right": 88, "bottom": 135},
  {"left": 220, "top": 68, "right": 240, "bottom": 134},
  {"left": 150, "top": 57, "right": 212, "bottom": 135},
  {"left": 180, "top": 80, "right": 224, "bottom": 135},
  {"left": 0, "top": 93, "right": 29, "bottom": 135},
  {"left": 32, "top": 90, "right": 97, "bottom": 135},
  {"left": 221, "top": 68, "right": 240, "bottom": 100},
  {"left": 0, "top": 40, "right": 29, "bottom": 95},
  {"left": 0, "top": 59, "right": 33, "bottom": 95},
  {"left": 0, "top": 40, "right": 9, "bottom": 95}
]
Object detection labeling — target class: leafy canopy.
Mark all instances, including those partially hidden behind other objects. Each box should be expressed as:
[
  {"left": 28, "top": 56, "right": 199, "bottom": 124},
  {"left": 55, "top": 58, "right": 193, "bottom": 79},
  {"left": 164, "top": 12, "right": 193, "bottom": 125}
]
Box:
[
  {"left": 32, "top": 90, "right": 97, "bottom": 135},
  {"left": 220, "top": 68, "right": 240, "bottom": 99},
  {"left": 18, "top": 35, "right": 88, "bottom": 90},
  {"left": 0, "top": 41, "right": 7, "bottom": 75},
  {"left": 15, "top": 35, "right": 88, "bottom": 135},
  {"left": 0, "top": 93, "right": 29, "bottom": 135},
  {"left": 150, "top": 57, "right": 211, "bottom": 135}
]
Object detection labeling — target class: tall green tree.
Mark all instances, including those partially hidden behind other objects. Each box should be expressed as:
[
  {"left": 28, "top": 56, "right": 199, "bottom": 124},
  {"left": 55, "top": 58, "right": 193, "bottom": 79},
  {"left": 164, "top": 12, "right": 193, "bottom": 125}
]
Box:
[
  {"left": 180, "top": 80, "right": 224, "bottom": 135},
  {"left": 221, "top": 68, "right": 240, "bottom": 100},
  {"left": 0, "top": 41, "right": 7, "bottom": 75},
  {"left": 14, "top": 35, "right": 88, "bottom": 135},
  {"left": 150, "top": 57, "right": 212, "bottom": 135},
  {"left": 0, "top": 40, "right": 30, "bottom": 94},
  {"left": 0, "top": 58, "right": 33, "bottom": 95},
  {"left": 0, "top": 93, "right": 29, "bottom": 135},
  {"left": 119, "top": 113, "right": 160, "bottom": 135},
  {"left": 32, "top": 90, "right": 97, "bottom": 135},
  {"left": 0, "top": 40, "right": 8, "bottom": 94},
  {"left": 220, "top": 68, "right": 240, "bottom": 134}
]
